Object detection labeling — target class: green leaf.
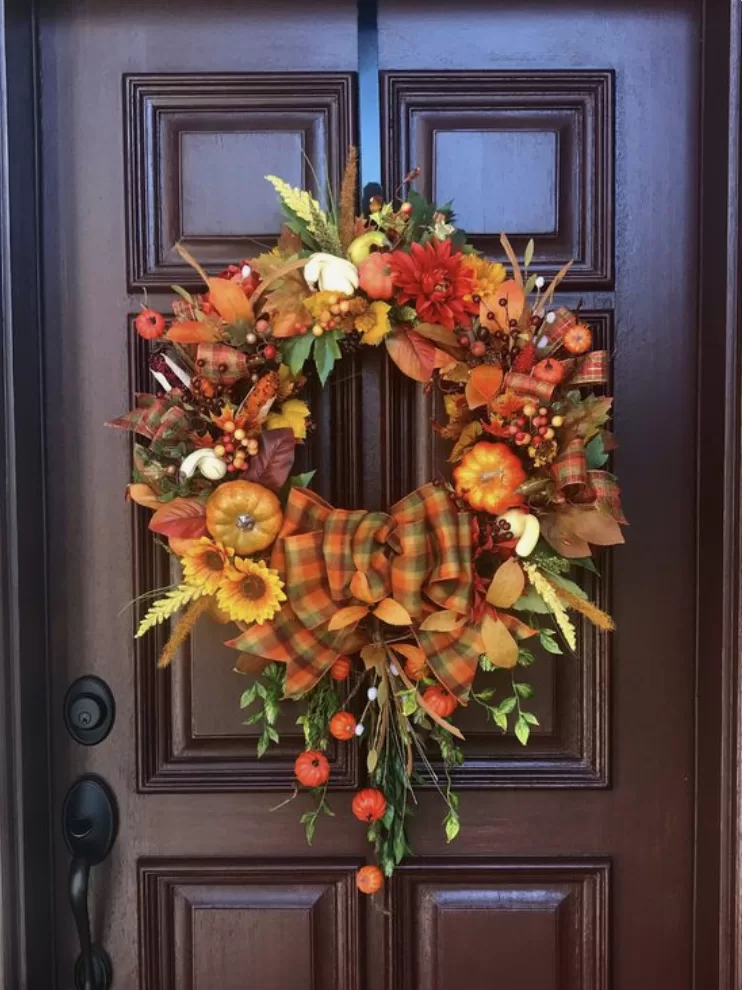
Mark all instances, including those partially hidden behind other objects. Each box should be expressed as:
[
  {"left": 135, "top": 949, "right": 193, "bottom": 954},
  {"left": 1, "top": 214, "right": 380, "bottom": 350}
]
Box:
[
  {"left": 494, "top": 711, "right": 508, "bottom": 731},
  {"left": 512, "top": 587, "right": 551, "bottom": 613},
  {"left": 280, "top": 333, "right": 314, "bottom": 376},
  {"left": 586, "top": 433, "right": 609, "bottom": 469},
  {"left": 522, "top": 711, "right": 540, "bottom": 726},
  {"left": 523, "top": 238, "right": 535, "bottom": 269},
  {"left": 313, "top": 331, "right": 342, "bottom": 386},
  {"left": 256, "top": 730, "right": 271, "bottom": 758},
  {"left": 546, "top": 572, "right": 588, "bottom": 601},
  {"left": 539, "top": 629, "right": 563, "bottom": 655},
  {"left": 288, "top": 470, "right": 316, "bottom": 489},
  {"left": 476, "top": 688, "right": 496, "bottom": 701},
  {"left": 393, "top": 827, "right": 407, "bottom": 863},
  {"left": 514, "top": 715, "right": 531, "bottom": 746},
  {"left": 170, "top": 284, "right": 195, "bottom": 305},
  {"left": 401, "top": 691, "right": 418, "bottom": 717},
  {"left": 479, "top": 653, "right": 496, "bottom": 672},
  {"left": 517, "top": 648, "right": 536, "bottom": 667},
  {"left": 444, "top": 810, "right": 460, "bottom": 843},
  {"left": 523, "top": 273, "right": 538, "bottom": 295},
  {"left": 301, "top": 812, "right": 317, "bottom": 845},
  {"left": 496, "top": 696, "right": 517, "bottom": 716},
  {"left": 367, "top": 749, "right": 379, "bottom": 774},
  {"left": 572, "top": 556, "right": 600, "bottom": 574},
  {"left": 513, "top": 682, "right": 533, "bottom": 699},
  {"left": 239, "top": 686, "right": 257, "bottom": 709}
]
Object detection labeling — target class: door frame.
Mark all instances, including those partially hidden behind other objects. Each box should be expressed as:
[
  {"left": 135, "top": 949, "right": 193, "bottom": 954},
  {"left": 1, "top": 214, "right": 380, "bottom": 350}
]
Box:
[{"left": 0, "top": 1, "right": 740, "bottom": 988}]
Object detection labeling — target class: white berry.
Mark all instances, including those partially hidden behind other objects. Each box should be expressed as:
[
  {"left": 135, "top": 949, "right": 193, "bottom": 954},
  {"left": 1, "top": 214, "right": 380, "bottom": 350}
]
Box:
[
  {"left": 545, "top": 311, "right": 556, "bottom": 324},
  {"left": 389, "top": 663, "right": 399, "bottom": 676},
  {"left": 241, "top": 264, "right": 252, "bottom": 278},
  {"left": 367, "top": 686, "right": 378, "bottom": 701},
  {"left": 535, "top": 276, "right": 545, "bottom": 288},
  {"left": 537, "top": 335, "right": 550, "bottom": 349},
  {"left": 354, "top": 723, "right": 365, "bottom": 736}
]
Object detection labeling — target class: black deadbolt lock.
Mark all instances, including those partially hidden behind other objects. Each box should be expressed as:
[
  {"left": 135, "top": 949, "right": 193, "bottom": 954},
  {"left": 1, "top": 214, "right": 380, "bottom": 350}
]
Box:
[{"left": 64, "top": 676, "right": 115, "bottom": 746}]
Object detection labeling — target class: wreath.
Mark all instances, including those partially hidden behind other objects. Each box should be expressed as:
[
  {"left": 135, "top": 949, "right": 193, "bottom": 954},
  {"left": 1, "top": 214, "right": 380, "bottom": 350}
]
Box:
[{"left": 110, "top": 149, "right": 625, "bottom": 894}]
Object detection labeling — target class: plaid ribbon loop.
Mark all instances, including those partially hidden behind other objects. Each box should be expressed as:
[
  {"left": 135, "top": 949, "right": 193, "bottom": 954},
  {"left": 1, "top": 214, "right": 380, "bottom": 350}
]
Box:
[
  {"left": 230, "top": 483, "right": 482, "bottom": 700},
  {"left": 552, "top": 439, "right": 625, "bottom": 521}
]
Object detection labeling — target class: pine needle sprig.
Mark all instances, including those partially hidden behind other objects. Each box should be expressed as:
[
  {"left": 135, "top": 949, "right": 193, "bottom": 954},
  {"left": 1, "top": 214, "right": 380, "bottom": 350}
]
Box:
[
  {"left": 135, "top": 583, "right": 204, "bottom": 639},
  {"left": 265, "top": 175, "right": 341, "bottom": 254}
]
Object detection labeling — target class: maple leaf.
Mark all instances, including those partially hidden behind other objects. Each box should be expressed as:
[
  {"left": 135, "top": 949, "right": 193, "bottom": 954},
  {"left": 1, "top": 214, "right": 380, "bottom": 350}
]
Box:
[
  {"left": 563, "top": 395, "right": 613, "bottom": 443},
  {"left": 266, "top": 398, "right": 311, "bottom": 439},
  {"left": 261, "top": 271, "right": 312, "bottom": 337}
]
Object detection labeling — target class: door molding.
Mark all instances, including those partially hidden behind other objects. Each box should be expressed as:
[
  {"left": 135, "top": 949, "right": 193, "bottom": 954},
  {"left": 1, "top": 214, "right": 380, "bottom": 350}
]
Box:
[{"left": 0, "top": 2, "right": 740, "bottom": 988}]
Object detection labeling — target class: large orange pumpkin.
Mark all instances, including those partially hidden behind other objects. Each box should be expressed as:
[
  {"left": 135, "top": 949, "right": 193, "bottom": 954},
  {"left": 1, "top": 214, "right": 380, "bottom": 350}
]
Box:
[
  {"left": 205, "top": 480, "right": 283, "bottom": 555},
  {"left": 453, "top": 441, "right": 526, "bottom": 515},
  {"left": 356, "top": 865, "right": 384, "bottom": 895},
  {"left": 351, "top": 788, "right": 387, "bottom": 823},
  {"left": 294, "top": 750, "right": 330, "bottom": 788}
]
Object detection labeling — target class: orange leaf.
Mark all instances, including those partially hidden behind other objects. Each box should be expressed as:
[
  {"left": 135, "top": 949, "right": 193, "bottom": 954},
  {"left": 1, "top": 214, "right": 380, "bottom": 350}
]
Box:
[
  {"left": 206, "top": 277, "right": 253, "bottom": 324},
  {"left": 486, "top": 558, "right": 525, "bottom": 609},
  {"left": 385, "top": 330, "right": 436, "bottom": 382},
  {"left": 465, "top": 363, "right": 503, "bottom": 409},
  {"left": 168, "top": 536, "right": 200, "bottom": 555},
  {"left": 481, "top": 613, "right": 519, "bottom": 668},
  {"left": 328, "top": 605, "right": 370, "bottom": 631},
  {"left": 165, "top": 320, "right": 221, "bottom": 343},
  {"left": 374, "top": 598, "right": 412, "bottom": 626},
  {"left": 149, "top": 497, "right": 207, "bottom": 540},
  {"left": 360, "top": 644, "right": 386, "bottom": 671},
  {"left": 389, "top": 643, "right": 426, "bottom": 666},
  {"left": 499, "top": 612, "right": 539, "bottom": 640},
  {"left": 479, "top": 280, "right": 525, "bottom": 333},
  {"left": 126, "top": 483, "right": 160, "bottom": 510},
  {"left": 419, "top": 609, "right": 467, "bottom": 632}
]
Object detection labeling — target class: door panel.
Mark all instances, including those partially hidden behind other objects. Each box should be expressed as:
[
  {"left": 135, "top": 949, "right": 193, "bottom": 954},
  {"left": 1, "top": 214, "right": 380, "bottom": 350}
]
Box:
[{"left": 41, "top": 1, "right": 699, "bottom": 987}]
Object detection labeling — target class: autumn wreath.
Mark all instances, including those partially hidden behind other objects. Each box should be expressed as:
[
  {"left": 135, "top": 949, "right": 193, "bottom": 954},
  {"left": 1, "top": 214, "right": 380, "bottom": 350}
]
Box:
[{"left": 110, "top": 149, "right": 625, "bottom": 893}]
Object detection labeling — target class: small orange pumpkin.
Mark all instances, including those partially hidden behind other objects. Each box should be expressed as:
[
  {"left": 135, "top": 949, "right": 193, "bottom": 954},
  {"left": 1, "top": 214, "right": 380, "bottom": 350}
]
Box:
[
  {"left": 294, "top": 750, "right": 330, "bottom": 788},
  {"left": 563, "top": 322, "right": 592, "bottom": 355},
  {"left": 422, "top": 685, "right": 458, "bottom": 719},
  {"left": 330, "top": 656, "right": 352, "bottom": 681},
  {"left": 329, "top": 711, "right": 357, "bottom": 741},
  {"left": 351, "top": 788, "right": 387, "bottom": 823},
  {"left": 356, "top": 865, "right": 384, "bottom": 895},
  {"left": 205, "top": 480, "right": 283, "bottom": 555},
  {"left": 453, "top": 442, "right": 526, "bottom": 515}
]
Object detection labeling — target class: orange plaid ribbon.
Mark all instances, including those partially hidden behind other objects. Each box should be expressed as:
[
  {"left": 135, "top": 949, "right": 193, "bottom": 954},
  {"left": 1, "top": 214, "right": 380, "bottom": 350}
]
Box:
[{"left": 229, "top": 483, "right": 482, "bottom": 700}]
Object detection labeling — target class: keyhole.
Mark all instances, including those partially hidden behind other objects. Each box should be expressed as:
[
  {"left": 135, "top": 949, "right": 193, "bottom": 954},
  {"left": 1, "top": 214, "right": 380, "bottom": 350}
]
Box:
[{"left": 70, "top": 696, "right": 103, "bottom": 731}]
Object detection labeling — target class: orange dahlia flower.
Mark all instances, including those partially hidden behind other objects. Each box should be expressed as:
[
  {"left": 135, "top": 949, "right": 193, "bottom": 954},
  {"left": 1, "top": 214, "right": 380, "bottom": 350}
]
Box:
[
  {"left": 453, "top": 442, "right": 527, "bottom": 515},
  {"left": 388, "top": 238, "right": 477, "bottom": 330}
]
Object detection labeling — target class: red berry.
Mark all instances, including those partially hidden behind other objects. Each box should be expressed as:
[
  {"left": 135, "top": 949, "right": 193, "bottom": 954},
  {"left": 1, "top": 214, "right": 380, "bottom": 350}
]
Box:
[
  {"left": 516, "top": 417, "right": 526, "bottom": 427},
  {"left": 515, "top": 431, "right": 526, "bottom": 442},
  {"left": 135, "top": 308, "right": 165, "bottom": 340},
  {"left": 263, "top": 344, "right": 278, "bottom": 360},
  {"left": 508, "top": 424, "right": 518, "bottom": 436},
  {"left": 227, "top": 464, "right": 236, "bottom": 472},
  {"left": 539, "top": 407, "right": 549, "bottom": 416},
  {"left": 532, "top": 436, "right": 543, "bottom": 446},
  {"left": 471, "top": 341, "right": 487, "bottom": 357},
  {"left": 538, "top": 426, "right": 548, "bottom": 436},
  {"left": 458, "top": 335, "right": 471, "bottom": 349}
]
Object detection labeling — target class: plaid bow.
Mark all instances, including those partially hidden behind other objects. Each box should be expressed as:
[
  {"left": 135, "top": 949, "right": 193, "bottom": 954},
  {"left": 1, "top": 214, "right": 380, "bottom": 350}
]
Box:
[
  {"left": 230, "top": 483, "right": 482, "bottom": 700},
  {"left": 552, "top": 439, "right": 625, "bottom": 522},
  {"left": 106, "top": 393, "right": 191, "bottom": 449}
]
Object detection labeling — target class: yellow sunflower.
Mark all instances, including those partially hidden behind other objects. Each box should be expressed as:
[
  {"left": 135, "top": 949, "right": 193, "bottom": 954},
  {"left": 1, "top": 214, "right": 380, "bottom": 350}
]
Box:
[
  {"left": 462, "top": 255, "right": 507, "bottom": 302},
  {"left": 355, "top": 300, "right": 391, "bottom": 345},
  {"left": 216, "top": 557, "right": 287, "bottom": 625},
  {"left": 181, "top": 538, "right": 231, "bottom": 595}
]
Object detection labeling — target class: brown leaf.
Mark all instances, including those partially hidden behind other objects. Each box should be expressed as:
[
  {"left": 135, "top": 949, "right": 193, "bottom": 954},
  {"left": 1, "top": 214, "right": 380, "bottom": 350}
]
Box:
[
  {"left": 563, "top": 395, "right": 613, "bottom": 443},
  {"left": 328, "top": 605, "right": 370, "bottom": 631},
  {"left": 149, "top": 497, "right": 207, "bottom": 540},
  {"left": 539, "top": 513, "right": 592, "bottom": 558},
  {"left": 165, "top": 320, "right": 221, "bottom": 343},
  {"left": 126, "top": 483, "right": 160, "bottom": 510},
  {"left": 414, "top": 322, "right": 466, "bottom": 358},
  {"left": 561, "top": 505, "right": 625, "bottom": 547},
  {"left": 481, "top": 613, "right": 519, "bottom": 668},
  {"left": 465, "top": 363, "right": 503, "bottom": 409},
  {"left": 385, "top": 330, "right": 437, "bottom": 382},
  {"left": 486, "top": 558, "right": 526, "bottom": 609},
  {"left": 449, "top": 420, "right": 482, "bottom": 463},
  {"left": 360, "top": 644, "right": 386, "bottom": 671},
  {"left": 419, "top": 609, "right": 467, "bottom": 632},
  {"left": 260, "top": 270, "right": 312, "bottom": 338},
  {"left": 440, "top": 361, "right": 471, "bottom": 383},
  {"left": 374, "top": 598, "right": 412, "bottom": 626},
  {"left": 243, "top": 428, "right": 296, "bottom": 492},
  {"left": 234, "top": 654, "right": 275, "bottom": 676}
]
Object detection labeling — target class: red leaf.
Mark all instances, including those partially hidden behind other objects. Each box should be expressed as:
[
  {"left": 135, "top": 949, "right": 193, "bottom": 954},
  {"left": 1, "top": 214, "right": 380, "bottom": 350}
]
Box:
[
  {"left": 385, "top": 330, "right": 436, "bottom": 382},
  {"left": 243, "top": 428, "right": 296, "bottom": 492},
  {"left": 148, "top": 497, "right": 207, "bottom": 539}
]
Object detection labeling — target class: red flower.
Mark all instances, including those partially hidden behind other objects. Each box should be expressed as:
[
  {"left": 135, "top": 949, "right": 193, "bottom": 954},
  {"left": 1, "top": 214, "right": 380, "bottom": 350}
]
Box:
[{"left": 388, "top": 239, "right": 477, "bottom": 330}]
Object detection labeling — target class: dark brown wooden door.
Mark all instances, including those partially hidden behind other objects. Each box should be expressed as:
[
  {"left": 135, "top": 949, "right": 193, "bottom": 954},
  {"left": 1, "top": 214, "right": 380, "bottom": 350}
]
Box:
[{"left": 40, "top": 1, "right": 702, "bottom": 987}]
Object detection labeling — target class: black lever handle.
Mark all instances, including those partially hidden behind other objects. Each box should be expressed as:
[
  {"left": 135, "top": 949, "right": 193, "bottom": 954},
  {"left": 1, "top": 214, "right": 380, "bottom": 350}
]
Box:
[{"left": 62, "top": 775, "right": 118, "bottom": 990}]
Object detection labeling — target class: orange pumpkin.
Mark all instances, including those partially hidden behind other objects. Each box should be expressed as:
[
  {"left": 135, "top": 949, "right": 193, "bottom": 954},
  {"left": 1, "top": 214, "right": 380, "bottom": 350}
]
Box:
[
  {"left": 329, "top": 711, "right": 356, "bottom": 741},
  {"left": 563, "top": 322, "right": 592, "bottom": 355},
  {"left": 205, "top": 480, "right": 283, "bottom": 555},
  {"left": 351, "top": 788, "right": 387, "bottom": 823},
  {"left": 294, "top": 750, "right": 330, "bottom": 788},
  {"left": 453, "top": 442, "right": 526, "bottom": 515},
  {"left": 356, "top": 865, "right": 384, "bottom": 895},
  {"left": 330, "top": 656, "right": 352, "bottom": 681},
  {"left": 422, "top": 685, "right": 458, "bottom": 719}
]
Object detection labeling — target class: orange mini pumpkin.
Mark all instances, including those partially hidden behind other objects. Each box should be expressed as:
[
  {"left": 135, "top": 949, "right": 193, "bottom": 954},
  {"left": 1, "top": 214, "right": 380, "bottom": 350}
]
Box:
[
  {"left": 330, "top": 656, "right": 352, "bottom": 681},
  {"left": 294, "top": 750, "right": 330, "bottom": 788},
  {"left": 563, "top": 322, "right": 592, "bottom": 355},
  {"left": 351, "top": 788, "right": 387, "bottom": 823},
  {"left": 329, "top": 711, "right": 357, "bottom": 741},
  {"left": 356, "top": 865, "right": 384, "bottom": 895},
  {"left": 205, "top": 480, "right": 283, "bottom": 555},
  {"left": 422, "top": 685, "right": 458, "bottom": 719},
  {"left": 453, "top": 442, "right": 526, "bottom": 515}
]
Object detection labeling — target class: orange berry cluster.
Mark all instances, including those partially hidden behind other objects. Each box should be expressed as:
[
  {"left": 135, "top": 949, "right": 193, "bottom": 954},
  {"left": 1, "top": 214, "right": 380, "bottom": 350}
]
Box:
[{"left": 212, "top": 421, "right": 259, "bottom": 474}]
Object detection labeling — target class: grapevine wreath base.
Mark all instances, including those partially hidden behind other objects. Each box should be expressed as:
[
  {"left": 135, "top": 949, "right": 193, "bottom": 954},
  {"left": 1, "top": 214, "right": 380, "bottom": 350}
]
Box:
[{"left": 111, "top": 149, "right": 625, "bottom": 893}]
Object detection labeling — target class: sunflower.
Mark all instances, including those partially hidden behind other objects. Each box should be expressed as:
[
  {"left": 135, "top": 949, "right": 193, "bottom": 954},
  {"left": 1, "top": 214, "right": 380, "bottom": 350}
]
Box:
[
  {"left": 181, "top": 538, "right": 231, "bottom": 595},
  {"left": 216, "top": 557, "right": 287, "bottom": 625},
  {"left": 461, "top": 255, "right": 507, "bottom": 303}
]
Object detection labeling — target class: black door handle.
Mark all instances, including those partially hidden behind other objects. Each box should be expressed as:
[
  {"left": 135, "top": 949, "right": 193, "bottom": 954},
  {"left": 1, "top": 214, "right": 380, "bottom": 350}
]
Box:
[{"left": 62, "top": 775, "right": 118, "bottom": 990}]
